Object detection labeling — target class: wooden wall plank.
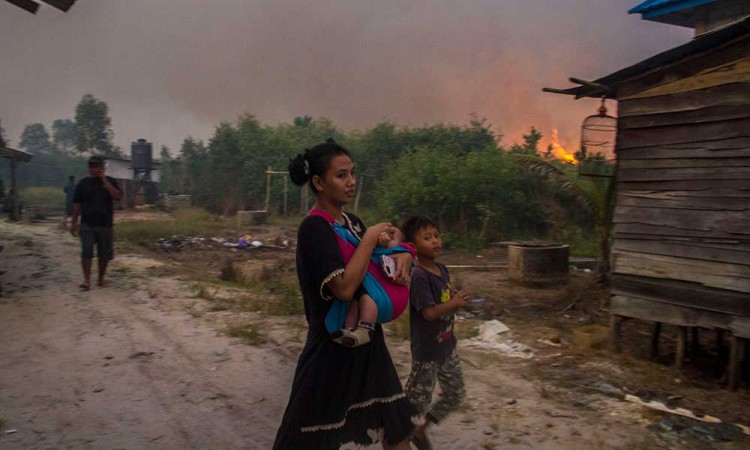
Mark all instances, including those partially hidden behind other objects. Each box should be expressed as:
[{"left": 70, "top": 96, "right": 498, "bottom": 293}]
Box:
[
  {"left": 620, "top": 57, "right": 750, "bottom": 100},
  {"left": 620, "top": 188, "right": 750, "bottom": 198},
  {"left": 617, "top": 35, "right": 750, "bottom": 99},
  {"left": 613, "top": 206, "right": 750, "bottom": 235},
  {"left": 614, "top": 232, "right": 744, "bottom": 245},
  {"left": 612, "top": 250, "right": 750, "bottom": 293},
  {"left": 612, "top": 274, "right": 750, "bottom": 316},
  {"left": 618, "top": 158, "right": 750, "bottom": 169},
  {"left": 617, "top": 137, "right": 750, "bottom": 160},
  {"left": 613, "top": 239, "right": 750, "bottom": 265},
  {"left": 618, "top": 82, "right": 750, "bottom": 117},
  {"left": 610, "top": 295, "right": 734, "bottom": 329},
  {"left": 617, "top": 118, "right": 750, "bottom": 149},
  {"left": 616, "top": 179, "right": 750, "bottom": 191},
  {"left": 618, "top": 166, "right": 750, "bottom": 181},
  {"left": 615, "top": 222, "right": 750, "bottom": 242},
  {"left": 730, "top": 317, "right": 750, "bottom": 339},
  {"left": 616, "top": 191, "right": 750, "bottom": 210},
  {"left": 619, "top": 104, "right": 750, "bottom": 129}
]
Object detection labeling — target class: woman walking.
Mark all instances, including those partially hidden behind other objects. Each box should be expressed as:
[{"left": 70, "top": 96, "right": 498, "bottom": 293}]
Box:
[{"left": 273, "top": 139, "right": 415, "bottom": 449}]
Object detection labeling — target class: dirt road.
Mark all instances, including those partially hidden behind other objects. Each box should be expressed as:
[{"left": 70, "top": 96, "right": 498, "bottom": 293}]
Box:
[
  {"left": 0, "top": 221, "right": 286, "bottom": 449},
  {"left": 1, "top": 220, "right": 747, "bottom": 449}
]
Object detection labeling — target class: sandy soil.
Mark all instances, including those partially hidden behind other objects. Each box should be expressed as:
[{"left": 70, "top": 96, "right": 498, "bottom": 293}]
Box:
[{"left": 1, "top": 217, "right": 748, "bottom": 450}]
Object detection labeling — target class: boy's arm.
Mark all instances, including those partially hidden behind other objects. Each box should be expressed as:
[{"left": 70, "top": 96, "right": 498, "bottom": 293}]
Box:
[{"left": 420, "top": 290, "right": 470, "bottom": 322}]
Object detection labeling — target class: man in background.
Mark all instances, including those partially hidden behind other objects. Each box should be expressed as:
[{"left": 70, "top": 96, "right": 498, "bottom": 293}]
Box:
[
  {"left": 70, "top": 156, "right": 122, "bottom": 290},
  {"left": 63, "top": 175, "right": 75, "bottom": 227}
]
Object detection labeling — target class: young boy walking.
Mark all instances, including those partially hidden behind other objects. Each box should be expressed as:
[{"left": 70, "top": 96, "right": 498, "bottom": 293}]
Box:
[{"left": 402, "top": 216, "right": 468, "bottom": 450}]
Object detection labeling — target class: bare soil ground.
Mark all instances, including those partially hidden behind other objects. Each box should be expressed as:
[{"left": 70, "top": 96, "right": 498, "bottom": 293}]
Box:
[{"left": 1, "top": 213, "right": 749, "bottom": 450}]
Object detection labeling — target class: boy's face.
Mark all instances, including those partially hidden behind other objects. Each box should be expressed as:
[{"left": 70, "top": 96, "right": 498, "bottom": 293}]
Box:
[{"left": 412, "top": 225, "right": 442, "bottom": 259}]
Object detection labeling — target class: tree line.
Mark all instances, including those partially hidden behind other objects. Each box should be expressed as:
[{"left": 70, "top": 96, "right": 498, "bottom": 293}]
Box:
[{"left": 6, "top": 94, "right": 609, "bottom": 252}]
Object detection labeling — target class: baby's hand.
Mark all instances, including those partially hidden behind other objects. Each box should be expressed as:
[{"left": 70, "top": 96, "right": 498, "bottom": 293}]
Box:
[{"left": 377, "top": 231, "right": 392, "bottom": 247}]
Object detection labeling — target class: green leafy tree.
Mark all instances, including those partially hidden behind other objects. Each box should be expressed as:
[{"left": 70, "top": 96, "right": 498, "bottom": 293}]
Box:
[
  {"left": 510, "top": 126, "right": 543, "bottom": 154},
  {"left": 207, "top": 121, "right": 244, "bottom": 213},
  {"left": 75, "top": 94, "right": 117, "bottom": 156},
  {"left": 52, "top": 119, "right": 77, "bottom": 153},
  {"left": 19, "top": 123, "right": 53, "bottom": 154}
]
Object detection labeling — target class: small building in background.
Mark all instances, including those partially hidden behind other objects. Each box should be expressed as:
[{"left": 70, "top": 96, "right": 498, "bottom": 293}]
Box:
[{"left": 95, "top": 138, "right": 161, "bottom": 209}]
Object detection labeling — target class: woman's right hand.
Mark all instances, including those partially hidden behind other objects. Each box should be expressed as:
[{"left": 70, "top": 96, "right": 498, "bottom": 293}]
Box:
[{"left": 364, "top": 222, "right": 395, "bottom": 245}]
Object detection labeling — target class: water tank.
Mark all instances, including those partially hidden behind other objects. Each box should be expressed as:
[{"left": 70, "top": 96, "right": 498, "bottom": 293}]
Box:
[
  {"left": 508, "top": 242, "right": 569, "bottom": 286},
  {"left": 131, "top": 138, "right": 153, "bottom": 171}
]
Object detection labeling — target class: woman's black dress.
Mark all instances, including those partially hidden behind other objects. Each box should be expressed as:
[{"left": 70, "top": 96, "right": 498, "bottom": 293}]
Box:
[{"left": 272, "top": 212, "right": 415, "bottom": 449}]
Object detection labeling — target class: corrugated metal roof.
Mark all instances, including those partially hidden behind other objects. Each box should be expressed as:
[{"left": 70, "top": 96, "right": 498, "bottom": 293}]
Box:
[
  {"left": 3, "top": 0, "right": 76, "bottom": 14},
  {"left": 0, "top": 146, "right": 34, "bottom": 163},
  {"left": 542, "top": 16, "right": 750, "bottom": 99},
  {"left": 629, "top": 0, "right": 718, "bottom": 18}
]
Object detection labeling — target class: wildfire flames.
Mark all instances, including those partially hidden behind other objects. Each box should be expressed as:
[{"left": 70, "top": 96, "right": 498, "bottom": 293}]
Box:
[{"left": 550, "top": 129, "right": 577, "bottom": 164}]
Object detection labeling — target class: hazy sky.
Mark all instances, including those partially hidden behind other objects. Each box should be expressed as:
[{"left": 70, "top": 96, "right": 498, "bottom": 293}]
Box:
[{"left": 0, "top": 0, "right": 692, "bottom": 154}]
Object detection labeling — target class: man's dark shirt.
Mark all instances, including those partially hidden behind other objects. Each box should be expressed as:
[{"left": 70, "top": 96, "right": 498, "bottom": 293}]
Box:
[{"left": 73, "top": 176, "right": 120, "bottom": 227}]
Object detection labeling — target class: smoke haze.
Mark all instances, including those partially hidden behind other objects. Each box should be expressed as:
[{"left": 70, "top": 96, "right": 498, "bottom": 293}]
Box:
[{"left": 0, "top": 0, "right": 692, "bottom": 153}]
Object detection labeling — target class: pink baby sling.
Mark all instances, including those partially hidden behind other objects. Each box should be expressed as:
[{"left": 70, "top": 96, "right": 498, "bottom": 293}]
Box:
[{"left": 309, "top": 209, "right": 412, "bottom": 333}]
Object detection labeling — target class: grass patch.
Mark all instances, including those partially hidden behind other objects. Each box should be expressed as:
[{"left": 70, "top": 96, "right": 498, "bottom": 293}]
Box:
[
  {"left": 117, "top": 208, "right": 234, "bottom": 246},
  {"left": 567, "top": 234, "right": 599, "bottom": 258},
  {"left": 226, "top": 323, "right": 267, "bottom": 345},
  {"left": 20, "top": 186, "right": 61, "bottom": 205},
  {"left": 208, "top": 300, "right": 231, "bottom": 311}
]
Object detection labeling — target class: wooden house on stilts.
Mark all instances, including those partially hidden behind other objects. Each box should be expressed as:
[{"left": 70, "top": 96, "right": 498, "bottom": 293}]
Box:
[{"left": 546, "top": 0, "right": 750, "bottom": 389}]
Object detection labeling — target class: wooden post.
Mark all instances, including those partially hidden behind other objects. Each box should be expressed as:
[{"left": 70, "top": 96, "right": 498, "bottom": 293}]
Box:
[
  {"left": 651, "top": 322, "right": 662, "bottom": 358},
  {"left": 264, "top": 166, "right": 272, "bottom": 212},
  {"left": 675, "top": 327, "right": 687, "bottom": 371},
  {"left": 728, "top": 335, "right": 744, "bottom": 391},
  {"left": 10, "top": 155, "right": 19, "bottom": 221},
  {"left": 283, "top": 174, "right": 288, "bottom": 216},
  {"left": 610, "top": 315, "right": 624, "bottom": 353},
  {"left": 691, "top": 327, "right": 700, "bottom": 359}
]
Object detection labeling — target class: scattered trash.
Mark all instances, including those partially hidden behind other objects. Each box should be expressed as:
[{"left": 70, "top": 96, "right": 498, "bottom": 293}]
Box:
[
  {"left": 478, "top": 319, "right": 510, "bottom": 337},
  {"left": 537, "top": 338, "right": 563, "bottom": 347},
  {"left": 464, "top": 320, "right": 535, "bottom": 359},
  {"left": 154, "top": 234, "right": 292, "bottom": 251},
  {"left": 211, "top": 348, "right": 228, "bottom": 356},
  {"left": 505, "top": 398, "right": 517, "bottom": 405},
  {"left": 5, "top": 429, "right": 18, "bottom": 435}
]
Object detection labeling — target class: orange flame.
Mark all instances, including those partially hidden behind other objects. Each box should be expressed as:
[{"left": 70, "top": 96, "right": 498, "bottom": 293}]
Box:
[{"left": 550, "top": 129, "right": 577, "bottom": 164}]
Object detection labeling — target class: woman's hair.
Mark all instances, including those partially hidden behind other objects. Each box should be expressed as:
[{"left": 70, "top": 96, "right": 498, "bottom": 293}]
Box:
[{"left": 288, "top": 138, "right": 352, "bottom": 193}]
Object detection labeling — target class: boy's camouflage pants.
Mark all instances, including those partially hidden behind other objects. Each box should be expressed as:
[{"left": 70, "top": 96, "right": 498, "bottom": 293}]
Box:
[{"left": 404, "top": 350, "right": 466, "bottom": 424}]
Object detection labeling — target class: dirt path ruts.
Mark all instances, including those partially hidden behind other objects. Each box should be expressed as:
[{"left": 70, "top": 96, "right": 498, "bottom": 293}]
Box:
[{"left": 0, "top": 222, "right": 286, "bottom": 449}]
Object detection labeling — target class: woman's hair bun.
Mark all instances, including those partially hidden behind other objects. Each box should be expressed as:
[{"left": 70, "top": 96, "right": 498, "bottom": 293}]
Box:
[{"left": 288, "top": 151, "right": 310, "bottom": 186}]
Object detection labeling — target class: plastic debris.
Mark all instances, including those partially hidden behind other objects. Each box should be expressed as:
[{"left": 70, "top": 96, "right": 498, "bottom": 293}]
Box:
[{"left": 464, "top": 319, "right": 535, "bottom": 359}]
